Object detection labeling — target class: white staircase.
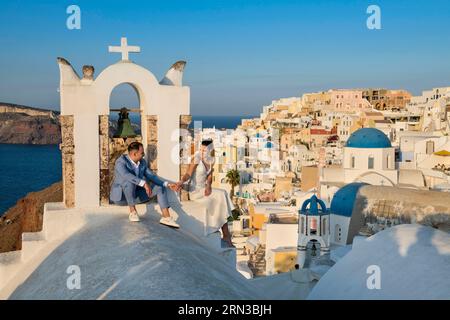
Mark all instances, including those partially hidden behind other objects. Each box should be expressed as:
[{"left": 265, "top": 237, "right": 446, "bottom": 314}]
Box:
[
  {"left": 0, "top": 202, "right": 88, "bottom": 297},
  {"left": 20, "top": 231, "right": 46, "bottom": 262}
]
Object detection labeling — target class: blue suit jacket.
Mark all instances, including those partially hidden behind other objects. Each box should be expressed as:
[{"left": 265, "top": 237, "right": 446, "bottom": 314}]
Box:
[{"left": 110, "top": 154, "right": 168, "bottom": 202}]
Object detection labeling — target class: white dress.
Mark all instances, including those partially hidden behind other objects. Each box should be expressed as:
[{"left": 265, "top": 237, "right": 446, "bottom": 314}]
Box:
[{"left": 186, "top": 151, "right": 235, "bottom": 235}]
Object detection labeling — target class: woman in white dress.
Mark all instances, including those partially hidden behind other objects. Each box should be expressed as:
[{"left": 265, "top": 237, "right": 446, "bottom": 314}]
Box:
[{"left": 177, "top": 139, "right": 235, "bottom": 247}]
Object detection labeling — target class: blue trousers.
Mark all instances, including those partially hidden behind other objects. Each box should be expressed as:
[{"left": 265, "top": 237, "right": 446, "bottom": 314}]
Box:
[{"left": 112, "top": 181, "right": 170, "bottom": 209}]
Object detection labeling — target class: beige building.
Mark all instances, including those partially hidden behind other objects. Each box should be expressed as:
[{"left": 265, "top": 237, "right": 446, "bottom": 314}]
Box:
[
  {"left": 363, "top": 89, "right": 412, "bottom": 111},
  {"left": 301, "top": 165, "right": 319, "bottom": 192},
  {"left": 274, "top": 176, "right": 293, "bottom": 199},
  {"left": 360, "top": 111, "right": 385, "bottom": 127},
  {"left": 300, "top": 91, "right": 331, "bottom": 114},
  {"left": 330, "top": 89, "right": 372, "bottom": 112}
]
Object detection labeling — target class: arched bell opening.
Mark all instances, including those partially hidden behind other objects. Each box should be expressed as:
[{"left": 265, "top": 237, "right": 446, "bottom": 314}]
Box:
[
  {"left": 99, "top": 82, "right": 146, "bottom": 206},
  {"left": 109, "top": 83, "right": 142, "bottom": 138}
]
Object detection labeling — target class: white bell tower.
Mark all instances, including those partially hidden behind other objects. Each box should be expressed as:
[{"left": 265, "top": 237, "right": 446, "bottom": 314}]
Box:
[{"left": 297, "top": 195, "right": 331, "bottom": 268}]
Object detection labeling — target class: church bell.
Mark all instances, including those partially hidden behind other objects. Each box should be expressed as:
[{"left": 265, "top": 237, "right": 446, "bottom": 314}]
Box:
[{"left": 113, "top": 107, "right": 137, "bottom": 138}]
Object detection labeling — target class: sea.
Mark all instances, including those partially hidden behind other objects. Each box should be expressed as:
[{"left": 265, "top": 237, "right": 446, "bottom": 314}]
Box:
[
  {"left": 0, "top": 144, "right": 62, "bottom": 215},
  {"left": 0, "top": 115, "right": 250, "bottom": 215}
]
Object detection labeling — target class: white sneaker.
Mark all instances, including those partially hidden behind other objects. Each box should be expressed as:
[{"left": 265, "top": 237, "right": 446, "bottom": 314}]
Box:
[
  {"left": 159, "top": 217, "right": 180, "bottom": 229},
  {"left": 129, "top": 211, "right": 140, "bottom": 222}
]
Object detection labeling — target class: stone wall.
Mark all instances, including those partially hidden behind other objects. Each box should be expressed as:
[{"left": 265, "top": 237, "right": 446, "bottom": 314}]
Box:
[
  {"left": 179, "top": 115, "right": 192, "bottom": 201},
  {"left": 99, "top": 115, "right": 110, "bottom": 206},
  {"left": 60, "top": 115, "right": 75, "bottom": 208},
  {"left": 146, "top": 115, "right": 158, "bottom": 174}
]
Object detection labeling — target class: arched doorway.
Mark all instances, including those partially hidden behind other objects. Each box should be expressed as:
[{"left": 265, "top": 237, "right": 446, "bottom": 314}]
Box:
[
  {"left": 99, "top": 82, "right": 148, "bottom": 206},
  {"left": 109, "top": 83, "right": 141, "bottom": 138}
]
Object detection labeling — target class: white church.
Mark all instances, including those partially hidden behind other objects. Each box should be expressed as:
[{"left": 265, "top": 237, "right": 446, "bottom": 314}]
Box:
[
  {"left": 320, "top": 127, "right": 426, "bottom": 202},
  {"left": 319, "top": 127, "right": 427, "bottom": 246}
]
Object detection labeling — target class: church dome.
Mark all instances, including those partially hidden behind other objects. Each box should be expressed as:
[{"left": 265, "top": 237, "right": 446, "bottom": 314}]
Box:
[
  {"left": 345, "top": 128, "right": 391, "bottom": 148},
  {"left": 330, "top": 183, "right": 368, "bottom": 217}
]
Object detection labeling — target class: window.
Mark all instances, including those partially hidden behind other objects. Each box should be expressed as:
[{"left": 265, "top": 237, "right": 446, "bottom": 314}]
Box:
[
  {"left": 310, "top": 218, "right": 317, "bottom": 235},
  {"left": 335, "top": 224, "right": 342, "bottom": 242},
  {"left": 351, "top": 156, "right": 355, "bottom": 168},
  {"left": 368, "top": 155, "right": 374, "bottom": 169}
]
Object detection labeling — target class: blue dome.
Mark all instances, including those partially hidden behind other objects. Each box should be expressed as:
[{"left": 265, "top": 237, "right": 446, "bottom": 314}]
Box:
[
  {"left": 330, "top": 183, "right": 368, "bottom": 217},
  {"left": 300, "top": 195, "right": 328, "bottom": 216},
  {"left": 265, "top": 141, "right": 273, "bottom": 148},
  {"left": 345, "top": 128, "right": 391, "bottom": 148}
]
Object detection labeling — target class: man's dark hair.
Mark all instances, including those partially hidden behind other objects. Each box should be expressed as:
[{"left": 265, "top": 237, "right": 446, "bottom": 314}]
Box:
[
  {"left": 201, "top": 139, "right": 213, "bottom": 146},
  {"left": 128, "top": 141, "right": 143, "bottom": 152}
]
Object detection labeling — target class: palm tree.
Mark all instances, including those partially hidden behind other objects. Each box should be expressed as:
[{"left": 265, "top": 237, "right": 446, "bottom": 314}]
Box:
[{"left": 225, "top": 169, "right": 240, "bottom": 199}]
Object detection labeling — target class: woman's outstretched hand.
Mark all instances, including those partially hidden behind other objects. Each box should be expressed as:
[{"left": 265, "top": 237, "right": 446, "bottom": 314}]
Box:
[{"left": 168, "top": 181, "right": 183, "bottom": 192}]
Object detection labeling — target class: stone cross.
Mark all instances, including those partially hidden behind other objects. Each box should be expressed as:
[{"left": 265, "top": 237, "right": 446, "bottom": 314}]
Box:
[{"left": 108, "top": 37, "right": 140, "bottom": 61}]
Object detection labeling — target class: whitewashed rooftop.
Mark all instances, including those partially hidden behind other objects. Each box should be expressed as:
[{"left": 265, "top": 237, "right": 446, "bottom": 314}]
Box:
[
  {"left": 5, "top": 207, "right": 269, "bottom": 300},
  {"left": 308, "top": 224, "right": 450, "bottom": 300}
]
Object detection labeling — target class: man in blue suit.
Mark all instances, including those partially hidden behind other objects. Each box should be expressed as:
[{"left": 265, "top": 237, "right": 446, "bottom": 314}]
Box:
[{"left": 110, "top": 141, "right": 180, "bottom": 227}]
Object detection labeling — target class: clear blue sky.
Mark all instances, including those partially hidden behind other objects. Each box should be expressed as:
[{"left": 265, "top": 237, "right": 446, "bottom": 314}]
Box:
[{"left": 0, "top": 0, "right": 449, "bottom": 116}]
